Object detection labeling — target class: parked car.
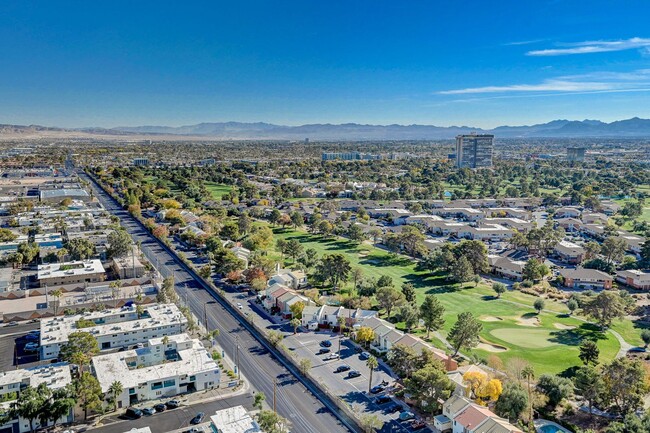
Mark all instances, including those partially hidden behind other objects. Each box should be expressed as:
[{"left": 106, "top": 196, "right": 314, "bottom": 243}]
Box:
[
  {"left": 24, "top": 342, "right": 39, "bottom": 352},
  {"left": 325, "top": 353, "right": 340, "bottom": 360},
  {"left": 346, "top": 370, "right": 361, "bottom": 379},
  {"left": 25, "top": 333, "right": 39, "bottom": 341},
  {"left": 153, "top": 403, "right": 166, "bottom": 412},
  {"left": 370, "top": 385, "right": 385, "bottom": 394},
  {"left": 317, "top": 348, "right": 330, "bottom": 354},
  {"left": 320, "top": 340, "right": 332, "bottom": 347},
  {"left": 142, "top": 407, "right": 156, "bottom": 416},
  {"left": 335, "top": 365, "right": 350, "bottom": 373},
  {"left": 359, "top": 352, "right": 370, "bottom": 360},
  {"left": 354, "top": 346, "right": 363, "bottom": 353},
  {"left": 373, "top": 395, "right": 391, "bottom": 405},
  {"left": 399, "top": 411, "right": 415, "bottom": 421},
  {"left": 166, "top": 400, "right": 180, "bottom": 409},
  {"left": 125, "top": 408, "right": 143, "bottom": 419},
  {"left": 237, "top": 303, "right": 243, "bottom": 309},
  {"left": 411, "top": 420, "right": 426, "bottom": 430},
  {"left": 386, "top": 403, "right": 401, "bottom": 413},
  {"left": 190, "top": 412, "right": 205, "bottom": 425}
]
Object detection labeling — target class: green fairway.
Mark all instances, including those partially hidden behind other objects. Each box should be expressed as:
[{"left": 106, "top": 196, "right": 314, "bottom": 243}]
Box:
[
  {"left": 273, "top": 227, "right": 621, "bottom": 374},
  {"left": 205, "top": 182, "right": 233, "bottom": 200}
]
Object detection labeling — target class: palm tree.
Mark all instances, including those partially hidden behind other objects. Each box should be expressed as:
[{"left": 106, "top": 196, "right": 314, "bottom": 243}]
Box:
[
  {"left": 135, "top": 304, "right": 144, "bottom": 319},
  {"left": 290, "top": 318, "right": 301, "bottom": 334},
  {"left": 108, "top": 381, "right": 123, "bottom": 412},
  {"left": 521, "top": 366, "right": 535, "bottom": 422},
  {"left": 366, "top": 355, "right": 378, "bottom": 393},
  {"left": 57, "top": 248, "right": 68, "bottom": 263},
  {"left": 51, "top": 289, "right": 62, "bottom": 316}
]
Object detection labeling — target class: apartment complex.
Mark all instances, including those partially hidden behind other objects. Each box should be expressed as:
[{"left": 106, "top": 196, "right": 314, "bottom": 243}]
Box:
[
  {"left": 455, "top": 134, "right": 494, "bottom": 168},
  {"left": 40, "top": 304, "right": 187, "bottom": 359},
  {"left": 567, "top": 147, "right": 586, "bottom": 162},
  {"left": 37, "top": 259, "right": 106, "bottom": 287}
]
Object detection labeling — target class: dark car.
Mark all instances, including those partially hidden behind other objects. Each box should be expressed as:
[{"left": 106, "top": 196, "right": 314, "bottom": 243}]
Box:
[
  {"left": 354, "top": 346, "right": 363, "bottom": 353},
  {"left": 373, "top": 395, "right": 391, "bottom": 405},
  {"left": 411, "top": 420, "right": 426, "bottom": 430},
  {"left": 190, "top": 412, "right": 205, "bottom": 425},
  {"left": 320, "top": 340, "right": 332, "bottom": 347},
  {"left": 346, "top": 370, "right": 361, "bottom": 379},
  {"left": 359, "top": 351, "right": 370, "bottom": 360},
  {"left": 317, "top": 348, "right": 330, "bottom": 354},
  {"left": 153, "top": 403, "right": 166, "bottom": 412},
  {"left": 165, "top": 400, "right": 180, "bottom": 409},
  {"left": 125, "top": 407, "right": 143, "bottom": 419},
  {"left": 370, "top": 385, "right": 385, "bottom": 394},
  {"left": 386, "top": 403, "right": 401, "bottom": 413},
  {"left": 25, "top": 333, "right": 39, "bottom": 341},
  {"left": 335, "top": 365, "right": 350, "bottom": 373}
]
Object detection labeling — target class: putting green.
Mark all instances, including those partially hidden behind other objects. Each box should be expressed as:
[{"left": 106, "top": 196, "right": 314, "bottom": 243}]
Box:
[{"left": 489, "top": 328, "right": 557, "bottom": 349}]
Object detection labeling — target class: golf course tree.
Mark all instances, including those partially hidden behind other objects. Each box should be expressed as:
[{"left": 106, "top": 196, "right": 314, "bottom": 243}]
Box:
[
  {"left": 494, "top": 382, "right": 528, "bottom": 422},
  {"left": 582, "top": 291, "right": 626, "bottom": 329},
  {"left": 404, "top": 361, "right": 455, "bottom": 417},
  {"left": 573, "top": 365, "right": 603, "bottom": 417},
  {"left": 536, "top": 374, "right": 573, "bottom": 409},
  {"left": 522, "top": 257, "right": 549, "bottom": 282},
  {"left": 641, "top": 329, "right": 650, "bottom": 348},
  {"left": 579, "top": 340, "right": 600, "bottom": 366},
  {"left": 601, "top": 236, "right": 628, "bottom": 265},
  {"left": 492, "top": 282, "right": 506, "bottom": 298},
  {"left": 449, "top": 255, "right": 475, "bottom": 283},
  {"left": 316, "top": 253, "right": 351, "bottom": 290},
  {"left": 376, "top": 285, "right": 405, "bottom": 318},
  {"left": 419, "top": 295, "right": 445, "bottom": 339},
  {"left": 567, "top": 298, "right": 578, "bottom": 315},
  {"left": 533, "top": 298, "right": 545, "bottom": 314},
  {"left": 397, "top": 302, "right": 419, "bottom": 332},
  {"left": 455, "top": 240, "right": 489, "bottom": 275},
  {"left": 601, "top": 358, "right": 649, "bottom": 415},
  {"left": 448, "top": 312, "right": 482, "bottom": 356},
  {"left": 401, "top": 282, "right": 416, "bottom": 304},
  {"left": 59, "top": 331, "right": 100, "bottom": 369}
]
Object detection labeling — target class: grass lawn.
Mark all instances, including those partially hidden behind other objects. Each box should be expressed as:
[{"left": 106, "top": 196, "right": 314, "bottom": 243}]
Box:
[
  {"left": 272, "top": 227, "right": 621, "bottom": 374},
  {"left": 204, "top": 182, "right": 233, "bottom": 200}
]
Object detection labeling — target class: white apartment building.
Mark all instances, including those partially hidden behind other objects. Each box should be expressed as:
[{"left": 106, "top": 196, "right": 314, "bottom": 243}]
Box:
[
  {"left": 92, "top": 334, "right": 219, "bottom": 408},
  {"left": 0, "top": 363, "right": 73, "bottom": 433},
  {"left": 40, "top": 303, "right": 187, "bottom": 360},
  {"left": 37, "top": 259, "right": 106, "bottom": 288}
]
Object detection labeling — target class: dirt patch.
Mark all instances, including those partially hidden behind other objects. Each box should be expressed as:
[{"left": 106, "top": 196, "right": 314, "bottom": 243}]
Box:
[
  {"left": 480, "top": 316, "right": 503, "bottom": 322},
  {"left": 517, "top": 316, "right": 541, "bottom": 327},
  {"left": 553, "top": 323, "right": 576, "bottom": 330},
  {"left": 477, "top": 341, "right": 508, "bottom": 352},
  {"left": 358, "top": 251, "right": 369, "bottom": 258}
]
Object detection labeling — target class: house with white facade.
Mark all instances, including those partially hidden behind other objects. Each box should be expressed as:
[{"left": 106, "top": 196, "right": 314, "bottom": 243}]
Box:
[
  {"left": 301, "top": 305, "right": 377, "bottom": 330},
  {"left": 616, "top": 270, "right": 650, "bottom": 290},
  {"left": 553, "top": 240, "right": 585, "bottom": 264},
  {"left": 488, "top": 255, "right": 526, "bottom": 280},
  {"left": 40, "top": 303, "right": 187, "bottom": 360},
  {"left": 92, "top": 333, "right": 219, "bottom": 408}
]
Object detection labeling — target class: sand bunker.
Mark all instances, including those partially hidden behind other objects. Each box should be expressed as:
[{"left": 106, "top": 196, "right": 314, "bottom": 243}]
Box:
[
  {"left": 477, "top": 341, "right": 508, "bottom": 352},
  {"left": 480, "top": 316, "right": 503, "bottom": 322},
  {"left": 517, "top": 316, "right": 541, "bottom": 327},
  {"left": 553, "top": 323, "right": 576, "bottom": 330}
]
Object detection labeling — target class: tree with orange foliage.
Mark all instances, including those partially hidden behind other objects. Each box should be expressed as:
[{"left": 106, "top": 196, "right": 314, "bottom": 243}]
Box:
[{"left": 463, "top": 371, "right": 503, "bottom": 405}]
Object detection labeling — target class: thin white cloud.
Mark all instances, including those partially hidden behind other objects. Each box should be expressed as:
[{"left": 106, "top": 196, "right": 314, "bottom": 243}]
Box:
[
  {"left": 503, "top": 38, "right": 547, "bottom": 46},
  {"left": 527, "top": 37, "right": 650, "bottom": 56},
  {"left": 438, "top": 69, "right": 650, "bottom": 96}
]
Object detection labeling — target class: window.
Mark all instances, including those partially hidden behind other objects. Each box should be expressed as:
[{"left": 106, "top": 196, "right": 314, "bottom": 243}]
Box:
[
  {"left": 151, "top": 382, "right": 163, "bottom": 390},
  {"left": 163, "top": 380, "right": 175, "bottom": 388},
  {"left": 189, "top": 375, "right": 196, "bottom": 382},
  {"left": 129, "top": 388, "right": 135, "bottom": 395}
]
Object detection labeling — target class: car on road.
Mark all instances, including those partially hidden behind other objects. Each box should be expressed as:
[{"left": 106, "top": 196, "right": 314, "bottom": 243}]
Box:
[
  {"left": 411, "top": 420, "right": 426, "bottom": 430},
  {"left": 399, "top": 411, "right": 415, "bottom": 421},
  {"left": 335, "top": 365, "right": 350, "bottom": 373},
  {"left": 184, "top": 429, "right": 201, "bottom": 433},
  {"left": 165, "top": 400, "right": 180, "bottom": 409},
  {"left": 359, "top": 351, "right": 370, "bottom": 360},
  {"left": 153, "top": 403, "right": 166, "bottom": 412},
  {"left": 346, "top": 370, "right": 361, "bottom": 379},
  {"left": 190, "top": 412, "right": 205, "bottom": 425},
  {"left": 4, "top": 321, "right": 17, "bottom": 327},
  {"left": 628, "top": 347, "right": 647, "bottom": 353},
  {"left": 317, "top": 348, "right": 330, "bottom": 354},
  {"left": 320, "top": 340, "right": 332, "bottom": 347},
  {"left": 325, "top": 353, "right": 340, "bottom": 360},
  {"left": 370, "top": 384, "right": 385, "bottom": 394},
  {"left": 142, "top": 407, "right": 156, "bottom": 416},
  {"left": 373, "top": 395, "right": 391, "bottom": 405},
  {"left": 24, "top": 342, "right": 39, "bottom": 352},
  {"left": 237, "top": 302, "right": 243, "bottom": 309},
  {"left": 125, "top": 408, "right": 143, "bottom": 419}
]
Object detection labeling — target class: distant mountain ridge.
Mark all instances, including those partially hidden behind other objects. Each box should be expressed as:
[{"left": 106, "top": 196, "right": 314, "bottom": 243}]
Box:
[{"left": 3, "top": 117, "right": 650, "bottom": 140}]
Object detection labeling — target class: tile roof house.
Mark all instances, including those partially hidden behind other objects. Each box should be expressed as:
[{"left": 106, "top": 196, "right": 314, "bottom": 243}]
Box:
[
  {"left": 453, "top": 404, "right": 494, "bottom": 433},
  {"left": 559, "top": 268, "right": 613, "bottom": 289},
  {"left": 616, "top": 270, "right": 650, "bottom": 290}
]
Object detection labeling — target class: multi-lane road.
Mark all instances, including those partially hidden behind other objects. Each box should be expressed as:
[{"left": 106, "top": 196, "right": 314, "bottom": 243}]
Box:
[{"left": 79, "top": 171, "right": 355, "bottom": 433}]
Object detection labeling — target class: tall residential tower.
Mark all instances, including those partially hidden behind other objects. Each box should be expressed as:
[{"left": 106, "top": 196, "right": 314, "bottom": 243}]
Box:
[{"left": 455, "top": 134, "right": 494, "bottom": 168}]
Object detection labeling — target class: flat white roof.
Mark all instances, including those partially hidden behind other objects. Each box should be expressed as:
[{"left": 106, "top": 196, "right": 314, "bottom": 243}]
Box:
[
  {"left": 210, "top": 405, "right": 262, "bottom": 433},
  {"left": 40, "top": 303, "right": 186, "bottom": 345},
  {"left": 0, "top": 362, "right": 71, "bottom": 393},
  {"left": 37, "top": 259, "right": 105, "bottom": 281}
]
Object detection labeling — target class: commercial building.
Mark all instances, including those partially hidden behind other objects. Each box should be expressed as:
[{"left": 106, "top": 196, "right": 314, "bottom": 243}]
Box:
[
  {"left": 455, "top": 134, "right": 494, "bottom": 168},
  {"left": 92, "top": 334, "right": 219, "bottom": 408},
  {"left": 111, "top": 255, "right": 146, "bottom": 279},
  {"left": 321, "top": 152, "right": 382, "bottom": 161},
  {"left": 132, "top": 158, "right": 149, "bottom": 166},
  {"left": 209, "top": 405, "right": 263, "bottom": 433},
  {"left": 40, "top": 303, "right": 187, "bottom": 360},
  {"left": 567, "top": 147, "right": 586, "bottom": 162},
  {"left": 39, "top": 188, "right": 90, "bottom": 203},
  {"left": 0, "top": 363, "right": 74, "bottom": 433},
  {"left": 37, "top": 259, "right": 106, "bottom": 287}
]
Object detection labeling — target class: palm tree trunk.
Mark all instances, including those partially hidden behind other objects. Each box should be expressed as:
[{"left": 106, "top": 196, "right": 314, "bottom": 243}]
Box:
[{"left": 368, "top": 369, "right": 373, "bottom": 393}]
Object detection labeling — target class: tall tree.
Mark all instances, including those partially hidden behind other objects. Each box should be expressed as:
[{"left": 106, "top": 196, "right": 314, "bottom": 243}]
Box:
[
  {"left": 419, "top": 295, "right": 445, "bottom": 339},
  {"left": 601, "top": 237, "right": 628, "bottom": 265},
  {"left": 401, "top": 283, "right": 416, "bottom": 304},
  {"left": 59, "top": 331, "right": 100, "bottom": 368},
  {"left": 107, "top": 229, "right": 132, "bottom": 258},
  {"left": 579, "top": 340, "right": 600, "bottom": 366},
  {"left": 375, "top": 286, "right": 405, "bottom": 318},
  {"left": 449, "top": 255, "right": 475, "bottom": 283},
  {"left": 448, "top": 312, "right": 482, "bottom": 356},
  {"left": 108, "top": 381, "right": 123, "bottom": 412},
  {"left": 601, "top": 358, "right": 648, "bottom": 414},
  {"left": 404, "top": 364, "right": 455, "bottom": 416},
  {"left": 494, "top": 382, "right": 528, "bottom": 422},
  {"left": 75, "top": 372, "right": 103, "bottom": 420},
  {"left": 582, "top": 291, "right": 626, "bottom": 329},
  {"left": 573, "top": 366, "right": 603, "bottom": 417},
  {"left": 366, "top": 355, "right": 379, "bottom": 393}
]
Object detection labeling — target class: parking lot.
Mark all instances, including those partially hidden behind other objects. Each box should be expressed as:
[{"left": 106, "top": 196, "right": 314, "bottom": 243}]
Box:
[{"left": 0, "top": 321, "right": 40, "bottom": 370}]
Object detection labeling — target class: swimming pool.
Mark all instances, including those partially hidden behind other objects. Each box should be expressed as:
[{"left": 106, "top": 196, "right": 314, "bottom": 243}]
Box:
[{"left": 535, "top": 420, "right": 572, "bottom": 433}]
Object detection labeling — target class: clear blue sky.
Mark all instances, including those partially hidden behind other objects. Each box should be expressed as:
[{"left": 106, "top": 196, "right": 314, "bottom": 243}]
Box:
[{"left": 2, "top": 0, "right": 650, "bottom": 128}]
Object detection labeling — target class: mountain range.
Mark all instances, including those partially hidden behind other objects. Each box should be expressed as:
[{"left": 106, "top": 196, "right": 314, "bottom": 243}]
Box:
[{"left": 3, "top": 117, "right": 650, "bottom": 140}]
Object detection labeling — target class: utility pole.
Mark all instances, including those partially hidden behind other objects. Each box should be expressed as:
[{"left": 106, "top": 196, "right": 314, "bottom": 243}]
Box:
[
  {"left": 236, "top": 337, "right": 241, "bottom": 381},
  {"left": 273, "top": 376, "right": 277, "bottom": 413}
]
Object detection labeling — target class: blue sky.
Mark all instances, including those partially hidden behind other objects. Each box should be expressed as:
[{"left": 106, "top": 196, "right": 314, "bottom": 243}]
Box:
[{"left": 1, "top": 0, "right": 650, "bottom": 128}]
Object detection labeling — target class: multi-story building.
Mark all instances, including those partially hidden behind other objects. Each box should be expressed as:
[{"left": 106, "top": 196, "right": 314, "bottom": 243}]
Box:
[
  {"left": 92, "top": 334, "right": 219, "bottom": 409},
  {"left": 455, "top": 134, "right": 494, "bottom": 168},
  {"left": 37, "top": 259, "right": 106, "bottom": 288},
  {"left": 321, "top": 152, "right": 382, "bottom": 161},
  {"left": 132, "top": 158, "right": 149, "bottom": 166},
  {"left": 567, "top": 147, "right": 586, "bottom": 162},
  {"left": 40, "top": 304, "right": 187, "bottom": 359},
  {"left": 616, "top": 270, "right": 650, "bottom": 290}
]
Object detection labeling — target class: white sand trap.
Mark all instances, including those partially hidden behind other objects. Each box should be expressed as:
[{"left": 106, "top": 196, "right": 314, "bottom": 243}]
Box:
[
  {"left": 553, "top": 323, "right": 576, "bottom": 330},
  {"left": 480, "top": 316, "right": 503, "bottom": 322},
  {"left": 477, "top": 341, "right": 508, "bottom": 352},
  {"left": 517, "top": 316, "right": 541, "bottom": 327}
]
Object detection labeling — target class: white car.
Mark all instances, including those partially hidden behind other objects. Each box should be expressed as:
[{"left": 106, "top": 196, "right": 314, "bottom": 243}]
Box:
[
  {"left": 325, "top": 353, "right": 340, "bottom": 360},
  {"left": 236, "top": 303, "right": 243, "bottom": 309}
]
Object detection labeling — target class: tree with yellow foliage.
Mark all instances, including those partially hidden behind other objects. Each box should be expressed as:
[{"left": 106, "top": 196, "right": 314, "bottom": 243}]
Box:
[
  {"left": 463, "top": 371, "right": 503, "bottom": 405},
  {"left": 356, "top": 326, "right": 375, "bottom": 349}
]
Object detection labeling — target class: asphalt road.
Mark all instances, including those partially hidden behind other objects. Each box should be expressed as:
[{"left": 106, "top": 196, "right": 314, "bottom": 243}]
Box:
[{"left": 80, "top": 171, "right": 353, "bottom": 433}]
